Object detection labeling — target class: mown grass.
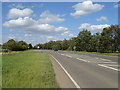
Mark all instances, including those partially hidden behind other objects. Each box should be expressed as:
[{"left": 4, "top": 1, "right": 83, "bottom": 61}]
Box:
[
  {"left": 2, "top": 50, "right": 58, "bottom": 88},
  {"left": 0, "top": 55, "right": 2, "bottom": 89}
]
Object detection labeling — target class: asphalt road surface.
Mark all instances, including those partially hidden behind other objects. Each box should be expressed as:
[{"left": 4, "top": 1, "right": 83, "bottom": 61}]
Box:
[{"left": 43, "top": 50, "right": 119, "bottom": 89}]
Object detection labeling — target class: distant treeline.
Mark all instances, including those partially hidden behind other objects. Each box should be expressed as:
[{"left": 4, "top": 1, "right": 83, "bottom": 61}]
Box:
[
  {"left": 2, "top": 25, "right": 120, "bottom": 53},
  {"left": 34, "top": 25, "right": 120, "bottom": 53},
  {"left": 2, "top": 40, "right": 32, "bottom": 51}
]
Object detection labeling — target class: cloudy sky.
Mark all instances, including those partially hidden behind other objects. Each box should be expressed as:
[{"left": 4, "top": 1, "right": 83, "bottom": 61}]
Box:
[{"left": 2, "top": 1, "right": 119, "bottom": 45}]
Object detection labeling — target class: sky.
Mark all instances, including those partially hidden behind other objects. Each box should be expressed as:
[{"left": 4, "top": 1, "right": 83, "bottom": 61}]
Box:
[{"left": 1, "top": 1, "right": 119, "bottom": 45}]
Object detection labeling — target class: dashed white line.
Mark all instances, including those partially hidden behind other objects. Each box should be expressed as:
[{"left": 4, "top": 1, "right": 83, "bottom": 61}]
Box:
[
  {"left": 66, "top": 55, "right": 72, "bottom": 58},
  {"left": 61, "top": 54, "right": 65, "bottom": 56},
  {"left": 51, "top": 55, "right": 81, "bottom": 88},
  {"left": 76, "top": 58, "right": 90, "bottom": 63},
  {"left": 95, "top": 58, "right": 111, "bottom": 61},
  {"left": 98, "top": 62, "right": 117, "bottom": 63},
  {"left": 98, "top": 64, "right": 119, "bottom": 71},
  {"left": 105, "top": 64, "right": 119, "bottom": 66},
  {"left": 100, "top": 58, "right": 111, "bottom": 61}
]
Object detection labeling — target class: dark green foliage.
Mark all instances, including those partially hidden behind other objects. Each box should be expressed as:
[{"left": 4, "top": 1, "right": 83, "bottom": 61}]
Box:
[
  {"left": 2, "top": 39, "right": 29, "bottom": 51},
  {"left": 3, "top": 25, "right": 119, "bottom": 53},
  {"left": 35, "top": 25, "right": 120, "bottom": 53}
]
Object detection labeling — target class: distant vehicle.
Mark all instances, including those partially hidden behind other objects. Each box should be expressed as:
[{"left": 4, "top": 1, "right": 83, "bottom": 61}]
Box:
[{"left": 54, "top": 49, "right": 58, "bottom": 51}]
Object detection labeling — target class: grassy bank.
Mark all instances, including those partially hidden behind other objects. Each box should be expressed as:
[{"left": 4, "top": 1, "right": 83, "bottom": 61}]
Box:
[{"left": 2, "top": 50, "right": 58, "bottom": 88}]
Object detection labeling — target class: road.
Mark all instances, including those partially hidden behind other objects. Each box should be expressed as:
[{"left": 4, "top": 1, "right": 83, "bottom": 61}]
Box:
[{"left": 43, "top": 50, "right": 119, "bottom": 89}]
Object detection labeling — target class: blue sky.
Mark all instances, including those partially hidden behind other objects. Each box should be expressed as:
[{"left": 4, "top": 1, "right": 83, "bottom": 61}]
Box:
[{"left": 2, "top": 1, "right": 119, "bottom": 45}]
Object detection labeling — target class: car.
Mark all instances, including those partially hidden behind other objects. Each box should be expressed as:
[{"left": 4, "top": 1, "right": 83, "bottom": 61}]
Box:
[{"left": 54, "top": 49, "right": 58, "bottom": 51}]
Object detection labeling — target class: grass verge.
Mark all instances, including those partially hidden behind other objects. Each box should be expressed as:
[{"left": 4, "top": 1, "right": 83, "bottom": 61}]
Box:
[{"left": 2, "top": 50, "right": 58, "bottom": 88}]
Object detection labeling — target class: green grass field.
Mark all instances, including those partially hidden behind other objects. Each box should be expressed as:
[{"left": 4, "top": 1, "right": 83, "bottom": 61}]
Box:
[
  {"left": 0, "top": 55, "right": 2, "bottom": 88},
  {"left": 2, "top": 50, "right": 58, "bottom": 88}
]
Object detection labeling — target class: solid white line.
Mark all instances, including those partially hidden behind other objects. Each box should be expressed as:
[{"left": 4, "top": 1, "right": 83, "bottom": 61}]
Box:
[
  {"left": 98, "top": 64, "right": 119, "bottom": 71},
  {"left": 51, "top": 55, "right": 80, "bottom": 88},
  {"left": 76, "top": 58, "right": 90, "bottom": 63}
]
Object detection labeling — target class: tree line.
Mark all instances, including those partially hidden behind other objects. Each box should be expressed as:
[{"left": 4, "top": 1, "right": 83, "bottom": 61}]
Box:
[
  {"left": 2, "top": 39, "right": 32, "bottom": 51},
  {"left": 2, "top": 25, "right": 120, "bottom": 53},
  {"left": 34, "top": 25, "right": 120, "bottom": 53}
]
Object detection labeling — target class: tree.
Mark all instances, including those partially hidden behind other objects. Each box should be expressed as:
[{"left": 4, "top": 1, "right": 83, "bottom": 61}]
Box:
[
  {"left": 97, "top": 25, "right": 120, "bottom": 53},
  {"left": 75, "top": 30, "right": 92, "bottom": 51},
  {"left": 2, "top": 39, "right": 29, "bottom": 51},
  {"left": 3, "top": 39, "right": 20, "bottom": 51},
  {"left": 28, "top": 44, "right": 33, "bottom": 49},
  {"left": 61, "top": 39, "right": 69, "bottom": 50},
  {"left": 68, "top": 37, "right": 77, "bottom": 51}
]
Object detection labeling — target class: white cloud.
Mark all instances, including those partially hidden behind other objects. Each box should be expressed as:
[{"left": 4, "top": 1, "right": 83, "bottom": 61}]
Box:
[
  {"left": 8, "top": 3, "right": 24, "bottom": 9},
  {"left": 24, "top": 34, "right": 32, "bottom": 37},
  {"left": 70, "top": 1, "right": 104, "bottom": 17},
  {"left": 78, "top": 23, "right": 110, "bottom": 31},
  {"left": 3, "top": 17, "right": 72, "bottom": 37},
  {"left": 47, "top": 36, "right": 57, "bottom": 39},
  {"left": 1, "top": 0, "right": 10, "bottom": 2},
  {"left": 114, "top": 4, "right": 120, "bottom": 8},
  {"left": 39, "top": 11, "right": 65, "bottom": 23},
  {"left": 3, "top": 17, "right": 36, "bottom": 28},
  {"left": 96, "top": 16, "right": 108, "bottom": 22},
  {"left": 8, "top": 34, "right": 16, "bottom": 39},
  {"left": 8, "top": 8, "right": 33, "bottom": 18},
  {"left": 8, "top": 34, "right": 21, "bottom": 41},
  {"left": 61, "top": 31, "right": 74, "bottom": 37}
]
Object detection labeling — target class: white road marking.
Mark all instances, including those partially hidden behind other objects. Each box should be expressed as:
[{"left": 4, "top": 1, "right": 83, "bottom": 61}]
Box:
[
  {"left": 98, "top": 64, "right": 119, "bottom": 71},
  {"left": 98, "top": 62, "right": 117, "bottom": 63},
  {"left": 61, "top": 54, "right": 65, "bottom": 56},
  {"left": 51, "top": 55, "right": 81, "bottom": 88},
  {"left": 66, "top": 55, "right": 72, "bottom": 58},
  {"left": 76, "top": 58, "right": 90, "bottom": 63},
  {"left": 100, "top": 58, "right": 111, "bottom": 61},
  {"left": 101, "top": 64, "right": 119, "bottom": 66},
  {"left": 95, "top": 58, "right": 111, "bottom": 61}
]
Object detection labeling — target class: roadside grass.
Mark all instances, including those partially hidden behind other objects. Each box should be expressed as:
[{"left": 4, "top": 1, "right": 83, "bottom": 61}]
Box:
[
  {"left": 2, "top": 50, "right": 58, "bottom": 88},
  {"left": 0, "top": 55, "right": 2, "bottom": 88}
]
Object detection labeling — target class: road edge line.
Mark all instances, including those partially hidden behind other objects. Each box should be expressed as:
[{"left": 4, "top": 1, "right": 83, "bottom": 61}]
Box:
[{"left": 50, "top": 55, "right": 81, "bottom": 88}]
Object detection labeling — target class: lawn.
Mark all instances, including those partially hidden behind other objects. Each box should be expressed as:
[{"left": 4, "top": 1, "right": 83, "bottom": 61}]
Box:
[
  {"left": 2, "top": 50, "right": 58, "bottom": 88},
  {"left": 0, "top": 55, "right": 2, "bottom": 89}
]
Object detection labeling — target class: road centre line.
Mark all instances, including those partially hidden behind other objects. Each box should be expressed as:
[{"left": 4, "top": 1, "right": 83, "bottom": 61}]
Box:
[
  {"left": 101, "top": 64, "right": 119, "bottom": 66},
  {"left": 98, "top": 62, "right": 117, "bottom": 63},
  {"left": 61, "top": 54, "right": 65, "bottom": 56},
  {"left": 98, "top": 64, "right": 119, "bottom": 71},
  {"left": 76, "top": 58, "right": 90, "bottom": 63},
  {"left": 51, "top": 55, "right": 81, "bottom": 88},
  {"left": 65, "top": 55, "right": 72, "bottom": 58},
  {"left": 95, "top": 58, "right": 111, "bottom": 61}
]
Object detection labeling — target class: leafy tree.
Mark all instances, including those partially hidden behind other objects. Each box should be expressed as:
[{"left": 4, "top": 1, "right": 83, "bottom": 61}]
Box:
[
  {"left": 28, "top": 44, "right": 33, "bottom": 49},
  {"left": 3, "top": 39, "right": 20, "bottom": 51},
  {"left": 75, "top": 30, "right": 92, "bottom": 51},
  {"left": 61, "top": 39, "right": 69, "bottom": 50},
  {"left": 2, "top": 39, "right": 29, "bottom": 51}
]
